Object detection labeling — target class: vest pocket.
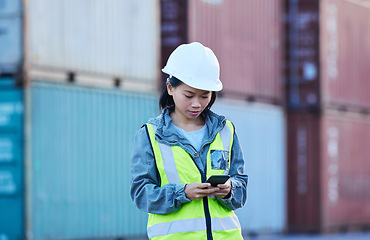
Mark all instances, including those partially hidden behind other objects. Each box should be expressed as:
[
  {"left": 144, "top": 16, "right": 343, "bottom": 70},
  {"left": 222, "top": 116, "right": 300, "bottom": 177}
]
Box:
[{"left": 210, "top": 150, "right": 229, "bottom": 170}]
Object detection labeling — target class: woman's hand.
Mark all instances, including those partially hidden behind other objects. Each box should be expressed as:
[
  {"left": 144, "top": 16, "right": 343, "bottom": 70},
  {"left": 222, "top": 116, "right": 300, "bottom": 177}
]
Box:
[
  {"left": 184, "top": 182, "right": 220, "bottom": 201},
  {"left": 213, "top": 180, "right": 231, "bottom": 199}
]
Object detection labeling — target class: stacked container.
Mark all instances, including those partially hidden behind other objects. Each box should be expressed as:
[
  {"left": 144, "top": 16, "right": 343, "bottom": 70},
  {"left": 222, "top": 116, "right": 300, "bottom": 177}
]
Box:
[
  {"left": 0, "top": 0, "right": 24, "bottom": 239},
  {"left": 159, "top": 0, "right": 287, "bottom": 235},
  {"left": 286, "top": 0, "right": 370, "bottom": 233},
  {"left": 21, "top": 0, "right": 161, "bottom": 239},
  {"left": 188, "top": 0, "right": 284, "bottom": 104},
  {"left": 27, "top": 82, "right": 159, "bottom": 239},
  {"left": 25, "top": 0, "right": 160, "bottom": 91},
  {"left": 0, "top": 0, "right": 22, "bottom": 75},
  {"left": 0, "top": 80, "right": 24, "bottom": 240},
  {"left": 212, "top": 99, "right": 286, "bottom": 234},
  {"left": 187, "top": 0, "right": 286, "bottom": 235}
]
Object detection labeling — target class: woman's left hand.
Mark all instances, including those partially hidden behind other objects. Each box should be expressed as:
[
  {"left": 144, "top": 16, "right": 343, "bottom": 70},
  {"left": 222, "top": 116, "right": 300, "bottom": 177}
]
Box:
[{"left": 213, "top": 180, "right": 231, "bottom": 199}]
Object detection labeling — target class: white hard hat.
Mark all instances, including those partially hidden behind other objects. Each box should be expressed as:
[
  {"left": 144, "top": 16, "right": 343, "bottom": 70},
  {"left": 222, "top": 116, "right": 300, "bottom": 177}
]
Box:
[{"left": 162, "top": 42, "right": 223, "bottom": 91}]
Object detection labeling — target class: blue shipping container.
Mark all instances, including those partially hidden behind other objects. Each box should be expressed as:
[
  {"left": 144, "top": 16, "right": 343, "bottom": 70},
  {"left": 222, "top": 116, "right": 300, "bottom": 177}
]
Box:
[
  {"left": 213, "top": 99, "right": 287, "bottom": 234},
  {"left": 0, "top": 83, "right": 24, "bottom": 240},
  {"left": 0, "top": 0, "right": 22, "bottom": 16},
  {"left": 0, "top": 17, "right": 22, "bottom": 74},
  {"left": 29, "top": 81, "right": 159, "bottom": 239}
]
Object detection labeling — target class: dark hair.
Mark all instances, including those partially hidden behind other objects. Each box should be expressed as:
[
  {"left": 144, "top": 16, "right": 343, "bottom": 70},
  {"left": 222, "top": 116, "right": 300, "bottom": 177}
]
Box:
[{"left": 159, "top": 76, "right": 217, "bottom": 110}]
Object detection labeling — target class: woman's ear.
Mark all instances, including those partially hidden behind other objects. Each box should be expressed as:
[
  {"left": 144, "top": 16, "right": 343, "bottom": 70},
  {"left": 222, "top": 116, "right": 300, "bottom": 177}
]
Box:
[{"left": 166, "top": 82, "right": 174, "bottom": 96}]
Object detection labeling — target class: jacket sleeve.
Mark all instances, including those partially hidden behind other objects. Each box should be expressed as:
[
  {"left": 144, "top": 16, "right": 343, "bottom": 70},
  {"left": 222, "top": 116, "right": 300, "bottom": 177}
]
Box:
[
  {"left": 216, "top": 129, "right": 248, "bottom": 210},
  {"left": 130, "top": 126, "right": 191, "bottom": 214}
]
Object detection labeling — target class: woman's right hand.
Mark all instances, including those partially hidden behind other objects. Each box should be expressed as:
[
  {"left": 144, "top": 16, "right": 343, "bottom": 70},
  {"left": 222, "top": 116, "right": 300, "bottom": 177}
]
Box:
[{"left": 184, "top": 183, "right": 220, "bottom": 201}]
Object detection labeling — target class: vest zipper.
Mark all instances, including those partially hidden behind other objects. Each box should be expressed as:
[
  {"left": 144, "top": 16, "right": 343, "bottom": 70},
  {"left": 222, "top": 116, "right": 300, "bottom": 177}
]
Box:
[
  {"left": 192, "top": 145, "right": 213, "bottom": 239},
  {"left": 203, "top": 196, "right": 213, "bottom": 240},
  {"left": 201, "top": 168, "right": 213, "bottom": 240}
]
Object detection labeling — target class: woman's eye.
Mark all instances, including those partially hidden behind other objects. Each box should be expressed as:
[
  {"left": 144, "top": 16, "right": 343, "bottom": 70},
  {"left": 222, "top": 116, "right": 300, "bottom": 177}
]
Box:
[
  {"left": 185, "top": 95, "right": 192, "bottom": 98},
  {"left": 202, "top": 96, "right": 209, "bottom": 99}
]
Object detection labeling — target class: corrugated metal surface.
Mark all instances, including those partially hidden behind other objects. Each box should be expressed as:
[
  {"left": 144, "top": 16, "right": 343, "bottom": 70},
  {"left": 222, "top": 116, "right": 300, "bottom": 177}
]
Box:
[
  {"left": 320, "top": 0, "right": 370, "bottom": 110},
  {"left": 285, "top": 0, "right": 320, "bottom": 109},
  {"left": 189, "top": 0, "right": 284, "bottom": 103},
  {"left": 287, "top": 112, "right": 321, "bottom": 232},
  {"left": 287, "top": 111, "right": 370, "bottom": 232},
  {"left": 26, "top": 0, "right": 160, "bottom": 85},
  {"left": 0, "top": 85, "right": 24, "bottom": 240},
  {"left": 29, "top": 81, "right": 159, "bottom": 239},
  {"left": 0, "top": 17, "right": 22, "bottom": 74},
  {"left": 160, "top": 0, "right": 188, "bottom": 85},
  {"left": 320, "top": 110, "right": 370, "bottom": 231},
  {"left": 0, "top": 0, "right": 22, "bottom": 16},
  {"left": 212, "top": 99, "right": 286, "bottom": 234}
]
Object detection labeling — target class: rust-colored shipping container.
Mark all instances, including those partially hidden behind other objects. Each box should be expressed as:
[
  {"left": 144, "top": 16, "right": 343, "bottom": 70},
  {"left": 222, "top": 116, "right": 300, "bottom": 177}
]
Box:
[
  {"left": 320, "top": 0, "right": 370, "bottom": 111},
  {"left": 286, "top": 0, "right": 370, "bottom": 111},
  {"left": 287, "top": 110, "right": 370, "bottom": 232},
  {"left": 320, "top": 110, "right": 370, "bottom": 231},
  {"left": 188, "top": 0, "right": 284, "bottom": 104},
  {"left": 287, "top": 112, "right": 321, "bottom": 232}
]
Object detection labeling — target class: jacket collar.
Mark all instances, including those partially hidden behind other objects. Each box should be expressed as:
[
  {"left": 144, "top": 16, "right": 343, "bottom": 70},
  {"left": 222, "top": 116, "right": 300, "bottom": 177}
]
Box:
[{"left": 148, "top": 107, "right": 226, "bottom": 146}]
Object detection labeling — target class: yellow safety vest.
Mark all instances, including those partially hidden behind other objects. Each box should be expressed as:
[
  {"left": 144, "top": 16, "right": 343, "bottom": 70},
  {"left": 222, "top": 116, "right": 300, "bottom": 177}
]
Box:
[{"left": 146, "top": 120, "right": 243, "bottom": 240}]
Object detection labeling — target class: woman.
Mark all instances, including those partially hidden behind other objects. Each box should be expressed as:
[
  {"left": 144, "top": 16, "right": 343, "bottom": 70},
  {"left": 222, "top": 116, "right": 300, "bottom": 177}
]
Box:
[{"left": 130, "top": 42, "right": 248, "bottom": 240}]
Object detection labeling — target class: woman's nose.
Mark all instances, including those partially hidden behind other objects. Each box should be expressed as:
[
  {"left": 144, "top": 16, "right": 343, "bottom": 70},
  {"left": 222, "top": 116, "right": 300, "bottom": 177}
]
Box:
[{"left": 191, "top": 98, "right": 201, "bottom": 107}]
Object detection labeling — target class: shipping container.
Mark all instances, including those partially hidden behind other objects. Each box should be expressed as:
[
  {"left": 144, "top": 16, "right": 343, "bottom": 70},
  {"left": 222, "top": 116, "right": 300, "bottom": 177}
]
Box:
[
  {"left": 213, "top": 99, "right": 286, "bottom": 234},
  {"left": 188, "top": 0, "right": 284, "bottom": 104},
  {"left": 0, "top": 0, "right": 22, "bottom": 16},
  {"left": 287, "top": 112, "right": 321, "bottom": 232},
  {"left": 160, "top": 0, "right": 188, "bottom": 84},
  {"left": 0, "top": 16, "right": 22, "bottom": 74},
  {"left": 285, "top": 0, "right": 320, "bottom": 109},
  {"left": 320, "top": 110, "right": 370, "bottom": 231},
  {"left": 286, "top": 0, "right": 370, "bottom": 111},
  {"left": 25, "top": 0, "right": 160, "bottom": 88},
  {"left": 26, "top": 81, "right": 159, "bottom": 239},
  {"left": 320, "top": 0, "right": 370, "bottom": 111},
  {"left": 0, "top": 83, "right": 24, "bottom": 240},
  {"left": 287, "top": 110, "right": 370, "bottom": 233}
]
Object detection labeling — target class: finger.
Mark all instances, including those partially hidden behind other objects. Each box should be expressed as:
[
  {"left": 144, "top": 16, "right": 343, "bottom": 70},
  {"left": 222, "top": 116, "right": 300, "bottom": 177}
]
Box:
[
  {"left": 199, "top": 183, "right": 211, "bottom": 189},
  {"left": 202, "top": 187, "right": 220, "bottom": 194},
  {"left": 213, "top": 194, "right": 226, "bottom": 199},
  {"left": 214, "top": 192, "right": 228, "bottom": 198},
  {"left": 213, "top": 190, "right": 227, "bottom": 195},
  {"left": 217, "top": 183, "right": 230, "bottom": 189}
]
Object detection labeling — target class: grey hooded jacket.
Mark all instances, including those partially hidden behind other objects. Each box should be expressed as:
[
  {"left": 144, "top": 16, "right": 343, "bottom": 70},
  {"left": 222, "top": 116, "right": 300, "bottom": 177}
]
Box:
[{"left": 130, "top": 108, "right": 248, "bottom": 214}]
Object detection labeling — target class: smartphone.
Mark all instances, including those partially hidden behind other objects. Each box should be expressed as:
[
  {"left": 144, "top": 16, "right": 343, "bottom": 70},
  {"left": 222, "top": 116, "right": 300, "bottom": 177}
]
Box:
[{"left": 206, "top": 175, "right": 230, "bottom": 187}]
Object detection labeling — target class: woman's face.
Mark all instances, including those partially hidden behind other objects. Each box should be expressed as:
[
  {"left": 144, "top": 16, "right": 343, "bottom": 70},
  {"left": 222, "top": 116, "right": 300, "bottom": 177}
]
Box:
[{"left": 167, "top": 82, "right": 212, "bottom": 123}]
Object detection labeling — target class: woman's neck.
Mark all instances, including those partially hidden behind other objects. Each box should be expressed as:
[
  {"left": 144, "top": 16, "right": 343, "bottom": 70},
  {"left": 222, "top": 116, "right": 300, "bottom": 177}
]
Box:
[{"left": 170, "top": 111, "right": 205, "bottom": 132}]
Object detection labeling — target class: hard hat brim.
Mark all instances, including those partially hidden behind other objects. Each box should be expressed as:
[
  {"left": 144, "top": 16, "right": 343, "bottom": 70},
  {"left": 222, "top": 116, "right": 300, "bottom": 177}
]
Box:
[{"left": 162, "top": 68, "right": 223, "bottom": 92}]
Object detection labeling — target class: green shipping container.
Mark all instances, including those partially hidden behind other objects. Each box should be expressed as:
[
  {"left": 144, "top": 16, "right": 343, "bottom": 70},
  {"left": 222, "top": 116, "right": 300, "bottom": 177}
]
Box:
[{"left": 28, "top": 81, "right": 159, "bottom": 239}]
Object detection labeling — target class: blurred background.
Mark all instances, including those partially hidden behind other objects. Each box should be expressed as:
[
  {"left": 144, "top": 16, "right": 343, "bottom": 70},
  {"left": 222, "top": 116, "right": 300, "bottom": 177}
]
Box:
[{"left": 0, "top": 0, "right": 370, "bottom": 239}]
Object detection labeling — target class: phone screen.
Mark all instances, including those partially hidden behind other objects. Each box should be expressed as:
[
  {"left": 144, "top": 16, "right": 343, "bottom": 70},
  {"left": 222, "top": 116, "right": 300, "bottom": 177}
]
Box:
[{"left": 206, "top": 175, "right": 230, "bottom": 187}]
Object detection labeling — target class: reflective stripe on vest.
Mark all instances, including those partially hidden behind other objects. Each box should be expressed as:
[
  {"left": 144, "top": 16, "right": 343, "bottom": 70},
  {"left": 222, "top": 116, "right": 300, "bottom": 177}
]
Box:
[
  {"left": 147, "top": 216, "right": 241, "bottom": 239},
  {"left": 219, "top": 122, "right": 232, "bottom": 175},
  {"left": 157, "top": 142, "right": 181, "bottom": 184}
]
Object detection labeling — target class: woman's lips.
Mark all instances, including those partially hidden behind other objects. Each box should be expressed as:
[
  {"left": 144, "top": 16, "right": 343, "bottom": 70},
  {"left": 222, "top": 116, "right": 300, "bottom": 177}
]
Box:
[{"left": 189, "top": 110, "right": 200, "bottom": 116}]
